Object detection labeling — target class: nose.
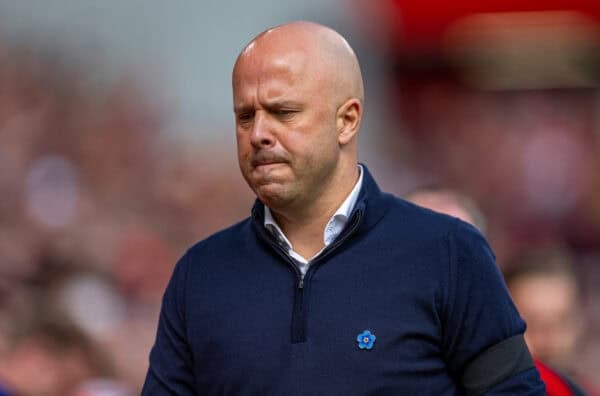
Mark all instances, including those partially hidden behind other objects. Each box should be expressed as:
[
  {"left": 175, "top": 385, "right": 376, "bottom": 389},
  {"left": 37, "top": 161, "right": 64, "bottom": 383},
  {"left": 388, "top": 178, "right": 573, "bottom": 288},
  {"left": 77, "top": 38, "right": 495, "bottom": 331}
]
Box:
[{"left": 250, "top": 111, "right": 275, "bottom": 148}]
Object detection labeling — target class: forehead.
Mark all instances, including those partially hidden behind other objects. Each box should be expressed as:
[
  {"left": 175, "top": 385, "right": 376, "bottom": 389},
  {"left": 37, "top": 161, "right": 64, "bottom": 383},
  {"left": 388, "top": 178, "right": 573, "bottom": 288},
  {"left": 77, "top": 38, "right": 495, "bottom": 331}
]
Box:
[
  {"left": 236, "top": 51, "right": 301, "bottom": 82},
  {"left": 233, "top": 46, "right": 313, "bottom": 90},
  {"left": 233, "top": 52, "right": 329, "bottom": 111}
]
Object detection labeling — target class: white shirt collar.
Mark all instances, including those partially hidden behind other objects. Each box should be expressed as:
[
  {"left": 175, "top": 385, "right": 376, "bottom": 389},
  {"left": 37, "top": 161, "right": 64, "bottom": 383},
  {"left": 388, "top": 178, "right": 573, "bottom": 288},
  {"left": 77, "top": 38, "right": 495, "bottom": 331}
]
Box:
[{"left": 264, "top": 165, "right": 363, "bottom": 266}]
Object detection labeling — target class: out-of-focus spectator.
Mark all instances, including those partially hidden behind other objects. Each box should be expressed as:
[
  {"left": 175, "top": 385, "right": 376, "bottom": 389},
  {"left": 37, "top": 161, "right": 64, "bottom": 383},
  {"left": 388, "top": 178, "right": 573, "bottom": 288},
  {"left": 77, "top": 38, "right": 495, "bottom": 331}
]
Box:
[
  {"left": 505, "top": 248, "right": 600, "bottom": 395},
  {"left": 0, "top": 310, "right": 115, "bottom": 396},
  {"left": 505, "top": 249, "right": 582, "bottom": 370},
  {"left": 104, "top": 225, "right": 176, "bottom": 388}
]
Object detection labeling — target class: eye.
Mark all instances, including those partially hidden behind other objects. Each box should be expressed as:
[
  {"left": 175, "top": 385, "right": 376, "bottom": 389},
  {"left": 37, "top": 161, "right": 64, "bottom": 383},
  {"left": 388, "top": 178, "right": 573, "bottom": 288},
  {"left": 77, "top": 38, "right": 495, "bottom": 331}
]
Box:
[
  {"left": 274, "top": 108, "right": 296, "bottom": 118},
  {"left": 237, "top": 111, "right": 254, "bottom": 124}
]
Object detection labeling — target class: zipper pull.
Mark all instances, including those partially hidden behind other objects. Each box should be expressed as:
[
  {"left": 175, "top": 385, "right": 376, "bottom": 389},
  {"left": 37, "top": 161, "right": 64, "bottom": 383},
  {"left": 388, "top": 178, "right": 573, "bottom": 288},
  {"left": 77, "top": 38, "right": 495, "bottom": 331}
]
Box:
[{"left": 298, "top": 276, "right": 304, "bottom": 289}]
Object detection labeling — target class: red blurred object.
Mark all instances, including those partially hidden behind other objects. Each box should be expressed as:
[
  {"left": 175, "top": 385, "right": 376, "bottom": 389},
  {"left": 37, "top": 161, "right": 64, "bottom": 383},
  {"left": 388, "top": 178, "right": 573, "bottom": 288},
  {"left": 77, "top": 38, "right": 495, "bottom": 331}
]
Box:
[
  {"left": 535, "top": 359, "right": 583, "bottom": 396},
  {"left": 384, "top": 0, "right": 600, "bottom": 51}
]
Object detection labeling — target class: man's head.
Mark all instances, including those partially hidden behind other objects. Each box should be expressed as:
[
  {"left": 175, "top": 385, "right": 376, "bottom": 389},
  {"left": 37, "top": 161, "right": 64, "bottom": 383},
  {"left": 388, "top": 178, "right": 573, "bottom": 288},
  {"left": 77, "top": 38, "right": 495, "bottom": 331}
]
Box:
[
  {"left": 232, "top": 21, "right": 364, "bottom": 211},
  {"left": 504, "top": 248, "right": 583, "bottom": 371}
]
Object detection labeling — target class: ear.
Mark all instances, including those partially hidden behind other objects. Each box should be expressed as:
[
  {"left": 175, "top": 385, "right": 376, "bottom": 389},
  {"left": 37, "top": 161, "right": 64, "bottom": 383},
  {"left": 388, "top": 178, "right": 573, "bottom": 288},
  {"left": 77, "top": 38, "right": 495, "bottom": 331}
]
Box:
[{"left": 336, "top": 98, "right": 362, "bottom": 145}]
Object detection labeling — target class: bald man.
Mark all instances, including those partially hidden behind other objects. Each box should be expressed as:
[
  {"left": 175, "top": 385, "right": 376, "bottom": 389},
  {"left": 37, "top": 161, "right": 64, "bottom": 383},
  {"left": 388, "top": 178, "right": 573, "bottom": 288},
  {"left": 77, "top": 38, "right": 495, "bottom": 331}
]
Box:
[{"left": 142, "top": 22, "right": 544, "bottom": 395}]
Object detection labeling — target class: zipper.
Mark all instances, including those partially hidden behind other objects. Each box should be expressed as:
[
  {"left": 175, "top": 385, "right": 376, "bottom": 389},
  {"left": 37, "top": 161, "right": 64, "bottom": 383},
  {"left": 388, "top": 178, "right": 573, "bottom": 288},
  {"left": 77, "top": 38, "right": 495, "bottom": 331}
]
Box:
[
  {"left": 253, "top": 206, "right": 364, "bottom": 343},
  {"left": 253, "top": 219, "right": 304, "bottom": 286},
  {"left": 255, "top": 207, "right": 363, "bottom": 287}
]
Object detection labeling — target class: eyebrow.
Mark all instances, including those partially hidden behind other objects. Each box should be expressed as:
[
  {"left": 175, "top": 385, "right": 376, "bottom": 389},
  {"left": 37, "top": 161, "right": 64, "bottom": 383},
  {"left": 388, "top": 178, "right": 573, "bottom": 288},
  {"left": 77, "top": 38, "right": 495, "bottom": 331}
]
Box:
[
  {"left": 266, "top": 100, "right": 301, "bottom": 108},
  {"left": 234, "top": 100, "right": 302, "bottom": 113},
  {"left": 233, "top": 105, "right": 252, "bottom": 114}
]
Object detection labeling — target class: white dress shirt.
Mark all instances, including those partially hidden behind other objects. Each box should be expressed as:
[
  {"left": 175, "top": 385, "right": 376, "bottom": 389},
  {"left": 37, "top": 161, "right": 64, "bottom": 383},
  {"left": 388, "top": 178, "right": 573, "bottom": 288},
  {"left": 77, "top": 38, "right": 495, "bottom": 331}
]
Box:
[{"left": 264, "top": 165, "right": 364, "bottom": 276}]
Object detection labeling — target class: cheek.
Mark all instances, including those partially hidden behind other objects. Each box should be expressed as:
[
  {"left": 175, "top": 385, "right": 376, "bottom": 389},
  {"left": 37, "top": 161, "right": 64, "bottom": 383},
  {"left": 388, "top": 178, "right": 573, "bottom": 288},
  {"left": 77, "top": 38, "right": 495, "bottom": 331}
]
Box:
[
  {"left": 289, "top": 116, "right": 337, "bottom": 150},
  {"left": 236, "top": 132, "right": 251, "bottom": 156},
  {"left": 236, "top": 145, "right": 252, "bottom": 178},
  {"left": 311, "top": 124, "right": 341, "bottom": 158}
]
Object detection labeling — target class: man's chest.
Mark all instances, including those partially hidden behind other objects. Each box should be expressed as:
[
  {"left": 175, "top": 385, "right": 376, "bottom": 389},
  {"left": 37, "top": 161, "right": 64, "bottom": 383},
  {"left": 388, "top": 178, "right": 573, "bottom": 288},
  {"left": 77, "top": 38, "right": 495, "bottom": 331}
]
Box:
[{"left": 184, "top": 257, "right": 458, "bottom": 395}]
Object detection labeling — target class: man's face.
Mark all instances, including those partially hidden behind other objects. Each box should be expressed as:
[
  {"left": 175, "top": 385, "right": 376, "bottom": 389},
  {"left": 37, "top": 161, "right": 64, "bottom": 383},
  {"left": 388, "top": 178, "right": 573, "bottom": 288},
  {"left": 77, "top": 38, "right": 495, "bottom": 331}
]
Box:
[
  {"left": 509, "top": 274, "right": 581, "bottom": 369},
  {"left": 232, "top": 44, "right": 340, "bottom": 210}
]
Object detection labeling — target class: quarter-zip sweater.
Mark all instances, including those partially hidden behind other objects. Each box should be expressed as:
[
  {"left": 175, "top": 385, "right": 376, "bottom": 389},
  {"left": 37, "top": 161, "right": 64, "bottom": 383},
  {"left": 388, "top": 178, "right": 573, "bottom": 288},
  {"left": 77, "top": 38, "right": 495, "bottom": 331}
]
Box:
[{"left": 143, "top": 166, "right": 545, "bottom": 395}]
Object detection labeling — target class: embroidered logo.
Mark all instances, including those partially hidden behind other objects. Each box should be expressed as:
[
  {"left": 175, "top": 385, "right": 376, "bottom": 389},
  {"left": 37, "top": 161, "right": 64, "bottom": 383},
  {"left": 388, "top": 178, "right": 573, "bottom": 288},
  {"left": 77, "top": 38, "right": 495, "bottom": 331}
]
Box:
[{"left": 356, "top": 330, "right": 376, "bottom": 350}]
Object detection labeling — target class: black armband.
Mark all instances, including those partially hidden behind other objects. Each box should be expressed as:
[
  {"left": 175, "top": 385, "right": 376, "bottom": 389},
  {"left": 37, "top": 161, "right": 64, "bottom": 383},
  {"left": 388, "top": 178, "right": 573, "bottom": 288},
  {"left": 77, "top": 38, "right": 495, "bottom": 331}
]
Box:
[{"left": 461, "top": 334, "right": 535, "bottom": 396}]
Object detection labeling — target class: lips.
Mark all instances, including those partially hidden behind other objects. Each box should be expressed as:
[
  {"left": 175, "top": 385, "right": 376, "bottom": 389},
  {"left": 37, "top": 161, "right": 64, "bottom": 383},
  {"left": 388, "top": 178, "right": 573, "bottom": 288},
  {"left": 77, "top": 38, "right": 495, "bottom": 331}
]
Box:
[
  {"left": 251, "top": 153, "right": 288, "bottom": 168},
  {"left": 252, "top": 159, "right": 280, "bottom": 167}
]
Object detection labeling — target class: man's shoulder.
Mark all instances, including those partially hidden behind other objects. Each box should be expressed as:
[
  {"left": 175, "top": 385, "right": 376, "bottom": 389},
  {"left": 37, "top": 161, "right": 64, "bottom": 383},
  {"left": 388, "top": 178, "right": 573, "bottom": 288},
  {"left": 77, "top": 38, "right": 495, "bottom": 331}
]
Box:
[
  {"left": 383, "top": 192, "right": 471, "bottom": 237},
  {"left": 185, "top": 216, "right": 255, "bottom": 258},
  {"left": 358, "top": 166, "right": 469, "bottom": 239}
]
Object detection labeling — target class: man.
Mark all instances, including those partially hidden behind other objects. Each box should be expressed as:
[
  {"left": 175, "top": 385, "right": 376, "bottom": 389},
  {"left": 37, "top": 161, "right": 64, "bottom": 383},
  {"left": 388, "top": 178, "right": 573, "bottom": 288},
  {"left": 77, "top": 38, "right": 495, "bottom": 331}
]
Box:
[
  {"left": 504, "top": 249, "right": 582, "bottom": 373},
  {"left": 143, "top": 21, "right": 544, "bottom": 395}
]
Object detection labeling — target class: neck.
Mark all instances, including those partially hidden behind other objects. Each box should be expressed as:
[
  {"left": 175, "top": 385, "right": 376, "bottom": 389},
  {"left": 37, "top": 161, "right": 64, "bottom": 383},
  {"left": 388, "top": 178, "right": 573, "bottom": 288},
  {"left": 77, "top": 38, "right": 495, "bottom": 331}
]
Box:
[{"left": 270, "top": 163, "right": 359, "bottom": 258}]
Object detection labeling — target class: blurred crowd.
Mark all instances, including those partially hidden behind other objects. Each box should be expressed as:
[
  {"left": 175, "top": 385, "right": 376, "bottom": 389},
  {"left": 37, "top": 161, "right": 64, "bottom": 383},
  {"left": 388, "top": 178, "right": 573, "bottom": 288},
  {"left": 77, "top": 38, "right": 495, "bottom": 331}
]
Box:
[
  {"left": 0, "top": 37, "right": 252, "bottom": 395},
  {"left": 1, "top": 7, "right": 600, "bottom": 395}
]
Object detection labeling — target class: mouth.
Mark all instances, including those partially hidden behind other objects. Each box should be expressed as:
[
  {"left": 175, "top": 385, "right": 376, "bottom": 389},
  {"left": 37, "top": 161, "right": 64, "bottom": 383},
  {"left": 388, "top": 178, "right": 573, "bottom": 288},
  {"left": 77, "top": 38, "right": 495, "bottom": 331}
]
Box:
[
  {"left": 251, "top": 155, "right": 288, "bottom": 169},
  {"left": 253, "top": 160, "right": 281, "bottom": 166},
  {"left": 249, "top": 159, "right": 289, "bottom": 181},
  {"left": 252, "top": 162, "right": 287, "bottom": 174}
]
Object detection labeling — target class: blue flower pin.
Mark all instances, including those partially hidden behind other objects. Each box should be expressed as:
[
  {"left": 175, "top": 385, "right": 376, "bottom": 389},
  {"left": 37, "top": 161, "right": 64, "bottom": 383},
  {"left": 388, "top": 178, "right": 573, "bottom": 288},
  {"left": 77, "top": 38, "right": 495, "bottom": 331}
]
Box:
[{"left": 356, "top": 330, "right": 376, "bottom": 350}]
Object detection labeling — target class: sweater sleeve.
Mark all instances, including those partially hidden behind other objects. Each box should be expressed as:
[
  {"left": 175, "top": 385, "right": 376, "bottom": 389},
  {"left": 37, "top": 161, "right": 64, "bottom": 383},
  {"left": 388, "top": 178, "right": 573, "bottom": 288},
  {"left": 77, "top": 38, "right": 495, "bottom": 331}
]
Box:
[
  {"left": 442, "top": 220, "right": 545, "bottom": 394},
  {"left": 142, "top": 253, "right": 196, "bottom": 395}
]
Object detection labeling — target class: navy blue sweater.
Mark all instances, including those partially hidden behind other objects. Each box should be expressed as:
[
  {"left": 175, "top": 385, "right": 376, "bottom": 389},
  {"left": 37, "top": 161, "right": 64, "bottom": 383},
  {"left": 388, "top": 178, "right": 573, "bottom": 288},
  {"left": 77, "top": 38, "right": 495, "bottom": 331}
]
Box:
[{"left": 143, "top": 166, "right": 545, "bottom": 395}]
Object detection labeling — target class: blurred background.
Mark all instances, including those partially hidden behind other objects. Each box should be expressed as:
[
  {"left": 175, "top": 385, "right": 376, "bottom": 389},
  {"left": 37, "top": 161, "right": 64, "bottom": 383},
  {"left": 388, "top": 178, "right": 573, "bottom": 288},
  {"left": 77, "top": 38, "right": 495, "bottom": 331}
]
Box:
[{"left": 0, "top": 1, "right": 598, "bottom": 394}]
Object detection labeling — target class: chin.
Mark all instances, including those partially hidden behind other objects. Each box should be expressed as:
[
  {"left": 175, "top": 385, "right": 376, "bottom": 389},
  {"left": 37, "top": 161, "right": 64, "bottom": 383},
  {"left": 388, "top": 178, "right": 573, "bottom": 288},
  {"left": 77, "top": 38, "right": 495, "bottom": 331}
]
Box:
[{"left": 254, "top": 184, "right": 293, "bottom": 209}]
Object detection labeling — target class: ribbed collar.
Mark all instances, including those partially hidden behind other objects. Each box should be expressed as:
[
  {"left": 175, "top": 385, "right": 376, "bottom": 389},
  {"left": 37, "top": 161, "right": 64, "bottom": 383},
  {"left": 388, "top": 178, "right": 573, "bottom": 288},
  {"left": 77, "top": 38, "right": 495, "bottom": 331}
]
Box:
[{"left": 252, "top": 164, "right": 390, "bottom": 247}]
